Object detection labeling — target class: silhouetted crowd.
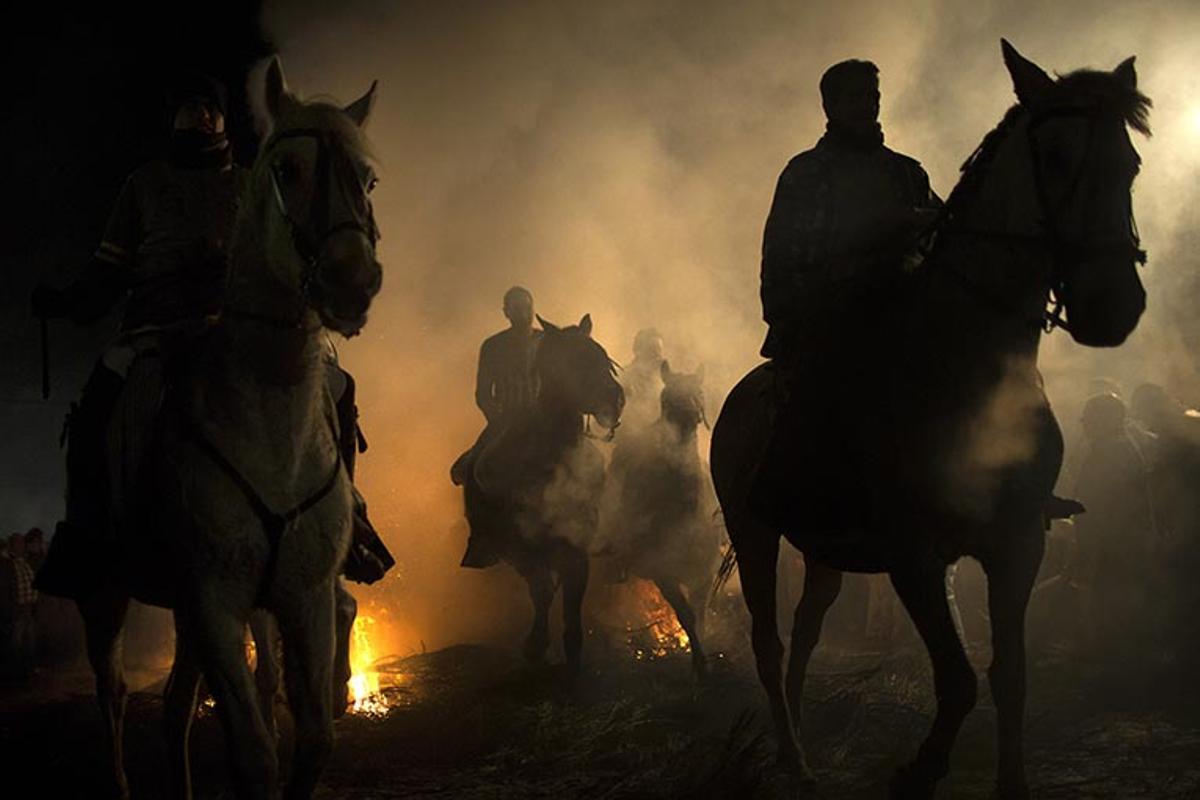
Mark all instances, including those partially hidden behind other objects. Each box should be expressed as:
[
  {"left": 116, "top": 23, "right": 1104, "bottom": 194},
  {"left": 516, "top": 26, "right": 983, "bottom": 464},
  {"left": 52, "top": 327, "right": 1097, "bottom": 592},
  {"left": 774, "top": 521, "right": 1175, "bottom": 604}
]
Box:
[{"left": 0, "top": 527, "right": 82, "bottom": 679}]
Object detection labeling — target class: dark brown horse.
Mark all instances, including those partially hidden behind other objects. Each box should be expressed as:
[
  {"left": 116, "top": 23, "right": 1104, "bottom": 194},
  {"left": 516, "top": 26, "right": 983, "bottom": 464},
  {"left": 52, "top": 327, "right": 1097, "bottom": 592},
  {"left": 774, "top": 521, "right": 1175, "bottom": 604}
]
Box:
[
  {"left": 711, "top": 41, "right": 1149, "bottom": 799},
  {"left": 465, "top": 314, "right": 624, "bottom": 670}
]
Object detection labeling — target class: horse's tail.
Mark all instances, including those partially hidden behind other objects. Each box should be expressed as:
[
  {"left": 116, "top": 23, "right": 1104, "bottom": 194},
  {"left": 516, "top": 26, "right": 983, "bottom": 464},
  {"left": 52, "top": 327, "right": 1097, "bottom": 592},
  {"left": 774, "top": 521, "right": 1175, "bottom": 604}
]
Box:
[{"left": 712, "top": 542, "right": 738, "bottom": 602}]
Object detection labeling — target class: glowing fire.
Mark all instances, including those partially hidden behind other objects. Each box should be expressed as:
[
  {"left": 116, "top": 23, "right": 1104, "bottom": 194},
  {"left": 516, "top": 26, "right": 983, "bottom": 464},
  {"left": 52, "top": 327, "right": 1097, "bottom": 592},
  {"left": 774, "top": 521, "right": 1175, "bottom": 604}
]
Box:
[
  {"left": 625, "top": 580, "right": 690, "bottom": 660},
  {"left": 348, "top": 613, "right": 393, "bottom": 717}
]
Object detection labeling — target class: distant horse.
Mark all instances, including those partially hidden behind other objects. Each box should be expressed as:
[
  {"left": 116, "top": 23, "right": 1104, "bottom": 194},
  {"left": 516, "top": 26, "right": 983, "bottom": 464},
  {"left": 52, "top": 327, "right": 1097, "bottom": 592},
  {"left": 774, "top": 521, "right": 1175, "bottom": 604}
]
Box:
[
  {"left": 605, "top": 362, "right": 721, "bottom": 677},
  {"left": 465, "top": 314, "right": 624, "bottom": 671},
  {"left": 77, "top": 58, "right": 382, "bottom": 800},
  {"left": 711, "top": 41, "right": 1149, "bottom": 799}
]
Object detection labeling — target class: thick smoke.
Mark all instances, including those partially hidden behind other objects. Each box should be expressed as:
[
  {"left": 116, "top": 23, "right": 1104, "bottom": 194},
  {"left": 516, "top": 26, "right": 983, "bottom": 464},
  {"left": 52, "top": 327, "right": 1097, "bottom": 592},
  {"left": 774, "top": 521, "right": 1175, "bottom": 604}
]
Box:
[{"left": 257, "top": 0, "right": 1200, "bottom": 653}]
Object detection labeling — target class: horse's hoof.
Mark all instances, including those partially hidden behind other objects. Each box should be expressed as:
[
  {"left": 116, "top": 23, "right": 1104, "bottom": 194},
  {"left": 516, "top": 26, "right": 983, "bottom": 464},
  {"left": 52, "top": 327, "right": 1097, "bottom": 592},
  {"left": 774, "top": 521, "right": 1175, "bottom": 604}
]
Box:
[
  {"left": 889, "top": 764, "right": 938, "bottom": 800},
  {"left": 776, "top": 753, "right": 816, "bottom": 784},
  {"left": 522, "top": 637, "right": 549, "bottom": 664}
]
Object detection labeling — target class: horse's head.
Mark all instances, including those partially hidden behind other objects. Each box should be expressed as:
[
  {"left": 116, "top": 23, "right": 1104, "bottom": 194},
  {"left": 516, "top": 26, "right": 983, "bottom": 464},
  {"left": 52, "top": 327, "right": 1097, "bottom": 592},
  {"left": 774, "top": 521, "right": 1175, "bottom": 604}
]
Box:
[
  {"left": 997, "top": 40, "right": 1150, "bottom": 346},
  {"left": 660, "top": 361, "right": 707, "bottom": 433},
  {"left": 250, "top": 58, "right": 383, "bottom": 337},
  {"left": 534, "top": 314, "right": 625, "bottom": 431}
]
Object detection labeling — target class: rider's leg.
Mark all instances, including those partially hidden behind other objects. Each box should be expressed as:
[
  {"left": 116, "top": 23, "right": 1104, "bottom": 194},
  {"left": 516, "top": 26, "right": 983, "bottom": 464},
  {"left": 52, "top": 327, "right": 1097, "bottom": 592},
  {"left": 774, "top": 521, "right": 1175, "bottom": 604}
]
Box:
[{"left": 35, "top": 363, "right": 124, "bottom": 599}]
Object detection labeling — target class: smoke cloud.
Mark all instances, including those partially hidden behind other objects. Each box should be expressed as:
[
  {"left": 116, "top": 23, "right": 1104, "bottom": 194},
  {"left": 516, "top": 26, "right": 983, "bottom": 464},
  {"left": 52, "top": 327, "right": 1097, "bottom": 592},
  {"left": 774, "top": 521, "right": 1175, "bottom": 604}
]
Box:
[{"left": 255, "top": 0, "right": 1200, "bottom": 653}]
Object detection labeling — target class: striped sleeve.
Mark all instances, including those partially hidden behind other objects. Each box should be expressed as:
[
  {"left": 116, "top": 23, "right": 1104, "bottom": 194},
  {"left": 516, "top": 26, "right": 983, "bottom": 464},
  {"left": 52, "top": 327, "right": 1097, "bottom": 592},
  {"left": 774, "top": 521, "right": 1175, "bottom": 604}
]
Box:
[{"left": 94, "top": 176, "right": 140, "bottom": 269}]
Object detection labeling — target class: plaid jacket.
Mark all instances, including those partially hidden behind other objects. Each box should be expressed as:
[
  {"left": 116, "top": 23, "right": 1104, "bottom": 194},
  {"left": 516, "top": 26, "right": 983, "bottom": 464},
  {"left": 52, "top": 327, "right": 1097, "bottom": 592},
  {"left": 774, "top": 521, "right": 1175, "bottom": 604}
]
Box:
[{"left": 760, "top": 137, "right": 940, "bottom": 328}]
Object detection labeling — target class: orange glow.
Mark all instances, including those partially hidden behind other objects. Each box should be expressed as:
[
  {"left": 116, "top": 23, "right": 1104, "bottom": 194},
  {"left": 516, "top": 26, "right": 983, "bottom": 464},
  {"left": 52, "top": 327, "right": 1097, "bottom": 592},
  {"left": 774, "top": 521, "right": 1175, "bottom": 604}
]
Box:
[{"left": 625, "top": 580, "right": 690, "bottom": 661}]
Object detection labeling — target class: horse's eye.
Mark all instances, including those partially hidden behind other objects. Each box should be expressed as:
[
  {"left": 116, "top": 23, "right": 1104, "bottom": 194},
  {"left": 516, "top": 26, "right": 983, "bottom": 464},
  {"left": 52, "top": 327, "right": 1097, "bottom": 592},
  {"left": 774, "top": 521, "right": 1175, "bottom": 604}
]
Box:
[
  {"left": 367, "top": 176, "right": 379, "bottom": 193},
  {"left": 274, "top": 158, "right": 297, "bottom": 183}
]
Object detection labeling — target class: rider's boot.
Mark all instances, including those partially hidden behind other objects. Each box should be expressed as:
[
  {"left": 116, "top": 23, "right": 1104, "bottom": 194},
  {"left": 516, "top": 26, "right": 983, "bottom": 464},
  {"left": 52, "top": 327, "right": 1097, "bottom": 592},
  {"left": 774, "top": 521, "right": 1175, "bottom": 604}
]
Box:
[{"left": 333, "top": 369, "right": 396, "bottom": 585}]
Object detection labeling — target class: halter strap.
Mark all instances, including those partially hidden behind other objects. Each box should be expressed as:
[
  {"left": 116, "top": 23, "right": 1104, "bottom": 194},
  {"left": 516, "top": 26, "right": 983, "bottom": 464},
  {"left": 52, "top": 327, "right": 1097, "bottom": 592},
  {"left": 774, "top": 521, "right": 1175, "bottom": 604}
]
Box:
[{"left": 929, "top": 104, "right": 1144, "bottom": 334}]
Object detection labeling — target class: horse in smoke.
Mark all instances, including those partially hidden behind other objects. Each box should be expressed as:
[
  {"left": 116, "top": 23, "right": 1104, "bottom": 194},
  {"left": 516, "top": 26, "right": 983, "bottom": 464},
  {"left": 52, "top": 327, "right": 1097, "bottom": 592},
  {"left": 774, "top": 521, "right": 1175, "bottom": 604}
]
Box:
[
  {"left": 711, "top": 40, "right": 1149, "bottom": 799},
  {"left": 76, "top": 58, "right": 383, "bottom": 799},
  {"left": 604, "top": 362, "right": 722, "bottom": 677},
  {"left": 464, "top": 314, "right": 624, "bottom": 671}
]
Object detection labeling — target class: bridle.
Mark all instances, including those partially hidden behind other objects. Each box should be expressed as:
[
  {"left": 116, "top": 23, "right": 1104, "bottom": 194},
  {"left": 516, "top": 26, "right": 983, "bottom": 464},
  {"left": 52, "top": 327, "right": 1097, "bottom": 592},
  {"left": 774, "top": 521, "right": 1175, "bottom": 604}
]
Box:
[
  {"left": 938, "top": 105, "right": 1145, "bottom": 333},
  {"left": 226, "top": 127, "right": 379, "bottom": 330}
]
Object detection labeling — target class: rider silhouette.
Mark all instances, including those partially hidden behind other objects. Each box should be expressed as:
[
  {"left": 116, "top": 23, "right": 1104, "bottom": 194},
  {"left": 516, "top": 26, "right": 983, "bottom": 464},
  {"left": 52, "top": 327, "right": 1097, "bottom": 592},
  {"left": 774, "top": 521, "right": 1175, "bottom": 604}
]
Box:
[
  {"left": 32, "top": 74, "right": 390, "bottom": 596},
  {"left": 31, "top": 74, "right": 245, "bottom": 597},
  {"left": 759, "top": 59, "right": 941, "bottom": 361},
  {"left": 619, "top": 327, "right": 666, "bottom": 433},
  {"left": 454, "top": 286, "right": 542, "bottom": 568}
]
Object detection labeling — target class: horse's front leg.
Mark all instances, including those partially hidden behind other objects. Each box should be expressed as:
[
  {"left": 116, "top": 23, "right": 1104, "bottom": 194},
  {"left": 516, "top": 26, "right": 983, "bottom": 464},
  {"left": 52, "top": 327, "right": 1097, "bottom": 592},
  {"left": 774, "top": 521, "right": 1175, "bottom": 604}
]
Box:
[
  {"left": 165, "top": 613, "right": 203, "bottom": 800},
  {"left": 249, "top": 610, "right": 282, "bottom": 742},
  {"left": 274, "top": 579, "right": 337, "bottom": 800},
  {"left": 78, "top": 586, "right": 131, "bottom": 800},
  {"left": 332, "top": 579, "right": 357, "bottom": 718},
  {"left": 559, "top": 545, "right": 589, "bottom": 673},
  {"left": 518, "top": 560, "right": 554, "bottom": 663},
  {"left": 656, "top": 577, "right": 707, "bottom": 678},
  {"left": 889, "top": 558, "right": 978, "bottom": 799},
  {"left": 191, "top": 591, "right": 279, "bottom": 799},
  {"left": 983, "top": 525, "right": 1044, "bottom": 800}
]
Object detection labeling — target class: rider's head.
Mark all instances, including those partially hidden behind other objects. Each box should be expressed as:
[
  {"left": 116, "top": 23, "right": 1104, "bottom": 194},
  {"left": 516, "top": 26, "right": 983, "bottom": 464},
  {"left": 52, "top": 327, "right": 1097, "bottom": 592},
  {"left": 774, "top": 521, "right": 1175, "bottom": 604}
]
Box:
[
  {"left": 503, "top": 286, "right": 534, "bottom": 331},
  {"left": 632, "top": 328, "right": 664, "bottom": 364},
  {"left": 1081, "top": 392, "right": 1126, "bottom": 441},
  {"left": 821, "top": 60, "right": 880, "bottom": 132},
  {"left": 169, "top": 72, "right": 228, "bottom": 135}
]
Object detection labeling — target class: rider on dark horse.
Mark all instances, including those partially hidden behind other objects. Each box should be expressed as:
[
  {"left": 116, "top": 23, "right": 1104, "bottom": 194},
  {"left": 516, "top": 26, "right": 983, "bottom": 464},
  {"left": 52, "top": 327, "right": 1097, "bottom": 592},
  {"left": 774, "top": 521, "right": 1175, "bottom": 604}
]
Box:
[
  {"left": 31, "top": 73, "right": 390, "bottom": 598},
  {"left": 453, "top": 285, "right": 542, "bottom": 568}
]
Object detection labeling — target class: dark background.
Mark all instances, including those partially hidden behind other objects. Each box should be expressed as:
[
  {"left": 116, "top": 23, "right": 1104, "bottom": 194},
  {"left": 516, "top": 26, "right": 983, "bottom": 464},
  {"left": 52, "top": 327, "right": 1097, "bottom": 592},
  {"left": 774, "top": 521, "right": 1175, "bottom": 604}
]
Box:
[{"left": 0, "top": 4, "right": 272, "bottom": 529}]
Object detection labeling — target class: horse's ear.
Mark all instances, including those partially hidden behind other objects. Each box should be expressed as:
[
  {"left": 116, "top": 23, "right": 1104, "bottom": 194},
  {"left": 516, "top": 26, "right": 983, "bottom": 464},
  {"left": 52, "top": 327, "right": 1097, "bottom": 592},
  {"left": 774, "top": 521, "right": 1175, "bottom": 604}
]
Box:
[
  {"left": 660, "top": 360, "right": 673, "bottom": 382},
  {"left": 264, "top": 57, "right": 289, "bottom": 120},
  {"left": 578, "top": 314, "right": 592, "bottom": 336},
  {"left": 1113, "top": 56, "right": 1137, "bottom": 92},
  {"left": 695, "top": 363, "right": 706, "bottom": 383},
  {"left": 344, "top": 80, "right": 378, "bottom": 128},
  {"left": 536, "top": 314, "right": 559, "bottom": 333},
  {"left": 1001, "top": 39, "right": 1053, "bottom": 105}
]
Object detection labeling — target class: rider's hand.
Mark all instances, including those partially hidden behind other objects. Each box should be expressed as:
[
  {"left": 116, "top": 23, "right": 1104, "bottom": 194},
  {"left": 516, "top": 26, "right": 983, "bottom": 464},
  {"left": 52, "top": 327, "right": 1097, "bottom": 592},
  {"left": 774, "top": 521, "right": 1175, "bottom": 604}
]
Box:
[{"left": 30, "top": 285, "right": 66, "bottom": 319}]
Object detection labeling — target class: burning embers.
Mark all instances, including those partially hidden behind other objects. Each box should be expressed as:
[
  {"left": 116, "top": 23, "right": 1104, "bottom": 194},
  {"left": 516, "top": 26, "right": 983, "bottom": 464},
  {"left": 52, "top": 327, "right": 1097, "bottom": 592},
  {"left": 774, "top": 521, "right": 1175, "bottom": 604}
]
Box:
[
  {"left": 624, "top": 580, "right": 690, "bottom": 661},
  {"left": 348, "top": 612, "right": 392, "bottom": 717}
]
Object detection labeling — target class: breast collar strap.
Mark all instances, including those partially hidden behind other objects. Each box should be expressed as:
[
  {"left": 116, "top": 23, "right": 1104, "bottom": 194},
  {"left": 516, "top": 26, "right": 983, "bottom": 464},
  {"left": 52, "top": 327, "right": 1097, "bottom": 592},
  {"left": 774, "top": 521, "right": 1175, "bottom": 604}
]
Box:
[{"left": 184, "top": 414, "right": 344, "bottom": 601}]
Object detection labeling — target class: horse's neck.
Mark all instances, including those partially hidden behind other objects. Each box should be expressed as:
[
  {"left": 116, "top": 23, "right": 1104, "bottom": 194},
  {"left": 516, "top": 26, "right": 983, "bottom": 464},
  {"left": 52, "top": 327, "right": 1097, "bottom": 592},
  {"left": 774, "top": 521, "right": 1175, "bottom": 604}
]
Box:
[
  {"left": 533, "top": 392, "right": 584, "bottom": 449},
  {"left": 197, "top": 245, "right": 329, "bottom": 442},
  {"left": 927, "top": 122, "right": 1051, "bottom": 382}
]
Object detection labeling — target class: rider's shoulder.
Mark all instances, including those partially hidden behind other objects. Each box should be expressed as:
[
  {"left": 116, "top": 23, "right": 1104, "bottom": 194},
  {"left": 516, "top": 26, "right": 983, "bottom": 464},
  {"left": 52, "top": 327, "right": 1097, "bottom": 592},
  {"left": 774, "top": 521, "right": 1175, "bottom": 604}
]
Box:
[
  {"left": 882, "top": 147, "right": 930, "bottom": 177},
  {"left": 778, "top": 147, "right": 830, "bottom": 186}
]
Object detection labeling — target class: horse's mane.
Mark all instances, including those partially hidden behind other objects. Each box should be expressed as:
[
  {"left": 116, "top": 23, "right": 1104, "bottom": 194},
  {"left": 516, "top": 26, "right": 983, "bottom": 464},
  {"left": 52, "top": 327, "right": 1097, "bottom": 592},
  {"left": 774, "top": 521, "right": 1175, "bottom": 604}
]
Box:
[{"left": 944, "top": 68, "right": 1152, "bottom": 216}]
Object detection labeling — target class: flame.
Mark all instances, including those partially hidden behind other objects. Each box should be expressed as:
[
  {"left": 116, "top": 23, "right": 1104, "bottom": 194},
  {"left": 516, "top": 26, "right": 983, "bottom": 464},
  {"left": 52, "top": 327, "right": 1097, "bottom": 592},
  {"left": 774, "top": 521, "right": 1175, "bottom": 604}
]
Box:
[
  {"left": 625, "top": 580, "right": 690, "bottom": 660},
  {"left": 348, "top": 609, "right": 412, "bottom": 714}
]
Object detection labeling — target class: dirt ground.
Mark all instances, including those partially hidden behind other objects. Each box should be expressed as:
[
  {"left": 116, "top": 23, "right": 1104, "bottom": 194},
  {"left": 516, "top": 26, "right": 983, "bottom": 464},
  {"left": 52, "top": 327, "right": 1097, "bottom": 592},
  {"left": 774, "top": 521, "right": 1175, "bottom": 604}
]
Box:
[{"left": 2, "top": 606, "right": 1199, "bottom": 800}]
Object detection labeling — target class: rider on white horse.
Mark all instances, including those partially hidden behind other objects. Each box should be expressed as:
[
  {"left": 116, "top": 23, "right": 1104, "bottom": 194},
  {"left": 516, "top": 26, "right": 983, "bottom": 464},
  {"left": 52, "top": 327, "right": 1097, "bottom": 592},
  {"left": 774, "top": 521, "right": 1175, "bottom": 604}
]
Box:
[{"left": 31, "top": 73, "right": 389, "bottom": 598}]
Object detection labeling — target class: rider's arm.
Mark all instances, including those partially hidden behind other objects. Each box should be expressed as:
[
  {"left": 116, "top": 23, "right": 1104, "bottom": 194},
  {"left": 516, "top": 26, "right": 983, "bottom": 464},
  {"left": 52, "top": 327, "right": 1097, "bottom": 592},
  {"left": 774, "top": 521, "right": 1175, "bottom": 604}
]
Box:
[
  {"left": 58, "top": 177, "right": 140, "bottom": 323},
  {"left": 760, "top": 156, "right": 828, "bottom": 327},
  {"left": 475, "top": 338, "right": 499, "bottom": 424}
]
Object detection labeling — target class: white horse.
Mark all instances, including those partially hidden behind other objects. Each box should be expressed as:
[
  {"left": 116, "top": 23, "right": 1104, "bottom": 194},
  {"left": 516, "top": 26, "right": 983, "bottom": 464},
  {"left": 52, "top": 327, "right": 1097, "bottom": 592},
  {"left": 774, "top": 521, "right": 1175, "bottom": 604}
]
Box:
[{"left": 79, "top": 58, "right": 382, "bottom": 800}]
